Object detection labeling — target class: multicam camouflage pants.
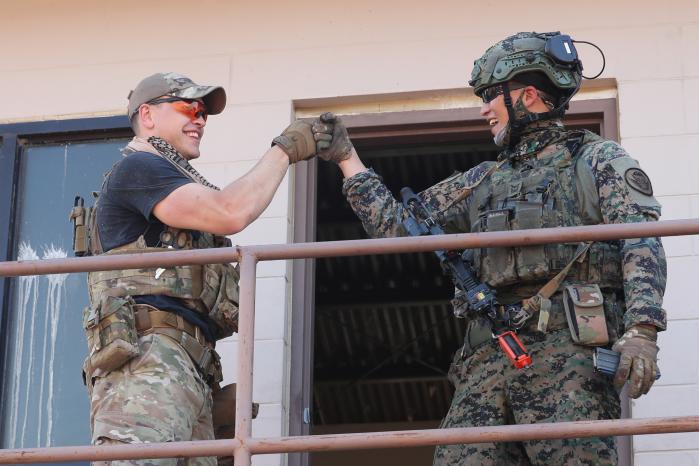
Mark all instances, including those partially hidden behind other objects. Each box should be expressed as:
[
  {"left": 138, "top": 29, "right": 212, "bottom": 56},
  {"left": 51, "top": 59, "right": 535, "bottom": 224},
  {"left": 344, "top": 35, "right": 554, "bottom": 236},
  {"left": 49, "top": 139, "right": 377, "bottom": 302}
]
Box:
[
  {"left": 434, "top": 329, "right": 621, "bottom": 466},
  {"left": 86, "top": 333, "right": 215, "bottom": 466}
]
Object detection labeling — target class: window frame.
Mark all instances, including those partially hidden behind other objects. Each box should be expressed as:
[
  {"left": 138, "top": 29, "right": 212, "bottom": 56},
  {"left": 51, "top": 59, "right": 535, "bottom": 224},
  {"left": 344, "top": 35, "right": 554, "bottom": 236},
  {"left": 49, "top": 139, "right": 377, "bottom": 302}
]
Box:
[{"left": 0, "top": 115, "right": 132, "bottom": 445}]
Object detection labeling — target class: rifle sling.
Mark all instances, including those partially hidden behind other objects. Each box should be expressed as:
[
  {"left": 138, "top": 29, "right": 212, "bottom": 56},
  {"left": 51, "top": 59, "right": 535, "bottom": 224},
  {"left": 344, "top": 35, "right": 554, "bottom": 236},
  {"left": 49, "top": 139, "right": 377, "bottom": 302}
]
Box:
[{"left": 521, "top": 241, "right": 593, "bottom": 332}]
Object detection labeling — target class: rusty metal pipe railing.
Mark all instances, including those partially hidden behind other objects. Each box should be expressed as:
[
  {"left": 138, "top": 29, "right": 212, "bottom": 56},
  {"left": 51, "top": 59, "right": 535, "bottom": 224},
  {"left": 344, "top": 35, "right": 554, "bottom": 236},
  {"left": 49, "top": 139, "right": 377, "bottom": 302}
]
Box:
[
  {"left": 3, "top": 416, "right": 699, "bottom": 464},
  {"left": 252, "top": 218, "right": 699, "bottom": 261},
  {"left": 245, "top": 416, "right": 699, "bottom": 454},
  {"left": 0, "top": 247, "right": 241, "bottom": 277},
  {"left": 234, "top": 252, "right": 258, "bottom": 465},
  {"left": 0, "top": 439, "right": 241, "bottom": 464},
  {"left": 1, "top": 219, "right": 698, "bottom": 277}
]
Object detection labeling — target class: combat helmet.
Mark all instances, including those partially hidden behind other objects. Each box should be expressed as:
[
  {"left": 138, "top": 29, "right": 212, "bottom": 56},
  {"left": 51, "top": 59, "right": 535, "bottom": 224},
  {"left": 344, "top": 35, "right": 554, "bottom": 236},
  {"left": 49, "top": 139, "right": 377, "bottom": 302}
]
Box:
[
  {"left": 470, "top": 31, "right": 582, "bottom": 102},
  {"left": 470, "top": 32, "right": 589, "bottom": 146}
]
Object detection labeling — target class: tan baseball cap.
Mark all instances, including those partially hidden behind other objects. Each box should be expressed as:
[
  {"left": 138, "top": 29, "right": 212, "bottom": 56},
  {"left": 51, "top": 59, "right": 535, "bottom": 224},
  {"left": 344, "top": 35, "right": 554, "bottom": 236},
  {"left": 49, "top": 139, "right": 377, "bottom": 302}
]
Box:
[{"left": 127, "top": 72, "right": 226, "bottom": 120}]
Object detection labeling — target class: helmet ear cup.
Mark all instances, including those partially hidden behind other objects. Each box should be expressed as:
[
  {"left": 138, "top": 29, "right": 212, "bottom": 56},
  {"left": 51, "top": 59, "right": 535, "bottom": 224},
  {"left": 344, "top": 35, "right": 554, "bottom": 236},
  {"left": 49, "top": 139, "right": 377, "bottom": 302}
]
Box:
[{"left": 544, "top": 34, "right": 580, "bottom": 66}]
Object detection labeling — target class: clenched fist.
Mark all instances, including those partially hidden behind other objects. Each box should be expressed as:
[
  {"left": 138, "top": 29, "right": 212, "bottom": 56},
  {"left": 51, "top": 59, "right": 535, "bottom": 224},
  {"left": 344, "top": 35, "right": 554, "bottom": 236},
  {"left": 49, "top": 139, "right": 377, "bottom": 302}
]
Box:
[
  {"left": 273, "top": 118, "right": 334, "bottom": 164},
  {"left": 314, "top": 112, "right": 354, "bottom": 163}
]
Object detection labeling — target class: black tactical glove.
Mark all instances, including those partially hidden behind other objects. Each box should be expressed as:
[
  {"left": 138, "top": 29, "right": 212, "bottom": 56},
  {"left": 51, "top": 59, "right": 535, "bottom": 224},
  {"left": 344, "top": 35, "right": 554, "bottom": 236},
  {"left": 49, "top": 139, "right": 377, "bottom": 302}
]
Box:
[
  {"left": 315, "top": 112, "right": 354, "bottom": 163},
  {"left": 273, "top": 119, "right": 332, "bottom": 164},
  {"left": 611, "top": 324, "right": 659, "bottom": 398}
]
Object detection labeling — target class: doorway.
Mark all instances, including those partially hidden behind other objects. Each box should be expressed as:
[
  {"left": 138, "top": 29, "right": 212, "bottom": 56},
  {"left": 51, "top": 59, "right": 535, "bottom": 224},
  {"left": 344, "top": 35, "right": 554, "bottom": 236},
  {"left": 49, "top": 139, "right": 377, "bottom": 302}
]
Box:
[
  {"left": 312, "top": 134, "right": 498, "bottom": 466},
  {"left": 290, "top": 102, "right": 617, "bottom": 466}
]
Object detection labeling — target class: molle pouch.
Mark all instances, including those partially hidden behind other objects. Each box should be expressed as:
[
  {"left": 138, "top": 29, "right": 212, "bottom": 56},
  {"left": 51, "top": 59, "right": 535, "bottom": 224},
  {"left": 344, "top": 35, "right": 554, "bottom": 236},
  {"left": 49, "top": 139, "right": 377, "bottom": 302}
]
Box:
[
  {"left": 563, "top": 284, "right": 609, "bottom": 346},
  {"left": 82, "top": 295, "right": 140, "bottom": 375},
  {"left": 198, "top": 263, "right": 240, "bottom": 338},
  {"left": 212, "top": 383, "right": 258, "bottom": 466},
  {"left": 478, "top": 209, "right": 517, "bottom": 287},
  {"left": 214, "top": 263, "right": 240, "bottom": 335},
  {"left": 511, "top": 201, "right": 550, "bottom": 281},
  {"left": 69, "top": 196, "right": 90, "bottom": 257},
  {"left": 212, "top": 383, "right": 259, "bottom": 439}
]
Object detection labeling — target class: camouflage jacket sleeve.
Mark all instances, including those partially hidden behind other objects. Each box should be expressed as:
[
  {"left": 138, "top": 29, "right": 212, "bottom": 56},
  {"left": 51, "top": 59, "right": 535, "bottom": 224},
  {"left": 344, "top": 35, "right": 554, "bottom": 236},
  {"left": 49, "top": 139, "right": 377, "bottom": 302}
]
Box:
[
  {"left": 578, "top": 140, "right": 667, "bottom": 331},
  {"left": 341, "top": 163, "right": 496, "bottom": 239}
]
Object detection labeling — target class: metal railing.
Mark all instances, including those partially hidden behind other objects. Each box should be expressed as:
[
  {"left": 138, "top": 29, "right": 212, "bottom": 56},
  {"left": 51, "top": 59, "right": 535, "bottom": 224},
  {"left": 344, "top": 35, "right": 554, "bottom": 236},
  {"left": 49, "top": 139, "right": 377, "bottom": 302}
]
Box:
[{"left": 1, "top": 218, "right": 699, "bottom": 465}]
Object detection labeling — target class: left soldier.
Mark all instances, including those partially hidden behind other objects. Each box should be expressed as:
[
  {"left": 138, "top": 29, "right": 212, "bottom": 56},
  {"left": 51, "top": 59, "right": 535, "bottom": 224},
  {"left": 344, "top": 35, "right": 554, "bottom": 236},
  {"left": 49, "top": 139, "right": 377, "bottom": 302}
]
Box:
[{"left": 82, "top": 72, "right": 330, "bottom": 466}]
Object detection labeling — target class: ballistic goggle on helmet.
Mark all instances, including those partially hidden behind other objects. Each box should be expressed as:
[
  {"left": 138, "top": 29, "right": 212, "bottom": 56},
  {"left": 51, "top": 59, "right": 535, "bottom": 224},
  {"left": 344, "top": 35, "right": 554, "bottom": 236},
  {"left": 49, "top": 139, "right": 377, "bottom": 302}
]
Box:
[{"left": 469, "top": 31, "right": 587, "bottom": 106}]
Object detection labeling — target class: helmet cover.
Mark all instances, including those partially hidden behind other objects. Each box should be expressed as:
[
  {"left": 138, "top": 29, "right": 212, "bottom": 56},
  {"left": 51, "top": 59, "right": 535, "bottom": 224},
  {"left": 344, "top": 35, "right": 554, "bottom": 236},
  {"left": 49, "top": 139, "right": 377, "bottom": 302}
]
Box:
[{"left": 469, "top": 32, "right": 582, "bottom": 99}]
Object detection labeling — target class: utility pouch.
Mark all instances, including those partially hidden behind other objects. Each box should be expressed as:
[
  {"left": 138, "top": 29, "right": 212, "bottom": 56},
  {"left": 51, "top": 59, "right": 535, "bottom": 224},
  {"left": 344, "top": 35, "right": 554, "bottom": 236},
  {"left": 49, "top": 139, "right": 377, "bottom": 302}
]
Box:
[
  {"left": 212, "top": 383, "right": 259, "bottom": 466},
  {"left": 69, "top": 196, "right": 93, "bottom": 257},
  {"left": 82, "top": 295, "right": 140, "bottom": 375},
  {"left": 478, "top": 209, "right": 517, "bottom": 286},
  {"left": 196, "top": 263, "right": 240, "bottom": 338},
  {"left": 211, "top": 383, "right": 260, "bottom": 439},
  {"left": 563, "top": 284, "right": 609, "bottom": 346},
  {"left": 512, "top": 201, "right": 549, "bottom": 281}
]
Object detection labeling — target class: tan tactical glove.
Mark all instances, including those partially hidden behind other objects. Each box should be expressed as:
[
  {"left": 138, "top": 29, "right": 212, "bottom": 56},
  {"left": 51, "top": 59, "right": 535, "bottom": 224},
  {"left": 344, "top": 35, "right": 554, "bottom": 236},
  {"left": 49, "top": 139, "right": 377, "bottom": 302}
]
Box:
[
  {"left": 273, "top": 120, "right": 333, "bottom": 164},
  {"left": 611, "top": 324, "right": 659, "bottom": 398},
  {"left": 315, "top": 112, "right": 354, "bottom": 163}
]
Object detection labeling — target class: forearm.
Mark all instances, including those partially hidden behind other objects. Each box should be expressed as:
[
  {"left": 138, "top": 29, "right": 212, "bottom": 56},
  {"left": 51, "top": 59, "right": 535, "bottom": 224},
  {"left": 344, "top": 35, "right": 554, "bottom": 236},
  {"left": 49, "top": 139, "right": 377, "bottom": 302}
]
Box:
[
  {"left": 342, "top": 169, "right": 407, "bottom": 238},
  {"left": 337, "top": 148, "right": 369, "bottom": 178},
  {"left": 586, "top": 145, "right": 667, "bottom": 331},
  {"left": 621, "top": 235, "right": 667, "bottom": 330},
  {"left": 340, "top": 160, "right": 485, "bottom": 238},
  {"left": 221, "top": 146, "right": 290, "bottom": 230}
]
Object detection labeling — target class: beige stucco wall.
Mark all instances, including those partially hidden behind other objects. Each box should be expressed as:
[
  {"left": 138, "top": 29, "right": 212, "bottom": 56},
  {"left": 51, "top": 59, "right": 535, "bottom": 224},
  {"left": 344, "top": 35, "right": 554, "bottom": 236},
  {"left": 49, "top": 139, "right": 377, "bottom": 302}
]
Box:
[{"left": 2, "top": 1, "right": 698, "bottom": 464}]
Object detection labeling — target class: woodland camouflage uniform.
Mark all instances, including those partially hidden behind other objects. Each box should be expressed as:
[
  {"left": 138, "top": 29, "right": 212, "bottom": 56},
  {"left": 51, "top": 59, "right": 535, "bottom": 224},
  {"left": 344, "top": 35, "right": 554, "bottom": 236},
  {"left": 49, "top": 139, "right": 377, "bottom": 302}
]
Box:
[
  {"left": 342, "top": 118, "right": 666, "bottom": 465},
  {"left": 339, "top": 32, "right": 666, "bottom": 465}
]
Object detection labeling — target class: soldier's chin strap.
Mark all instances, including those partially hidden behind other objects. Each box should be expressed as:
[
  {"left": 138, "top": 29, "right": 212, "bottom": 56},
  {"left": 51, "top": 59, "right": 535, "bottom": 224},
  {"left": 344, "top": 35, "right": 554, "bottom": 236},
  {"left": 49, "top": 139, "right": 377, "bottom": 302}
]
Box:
[
  {"left": 501, "top": 81, "right": 519, "bottom": 147},
  {"left": 501, "top": 80, "right": 581, "bottom": 148}
]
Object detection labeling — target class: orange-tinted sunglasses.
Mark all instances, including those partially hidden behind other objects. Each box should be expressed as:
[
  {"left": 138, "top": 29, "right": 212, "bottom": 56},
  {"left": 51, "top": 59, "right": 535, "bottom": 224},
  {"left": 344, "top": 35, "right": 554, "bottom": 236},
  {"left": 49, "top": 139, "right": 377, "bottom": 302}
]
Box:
[{"left": 147, "top": 97, "right": 208, "bottom": 121}]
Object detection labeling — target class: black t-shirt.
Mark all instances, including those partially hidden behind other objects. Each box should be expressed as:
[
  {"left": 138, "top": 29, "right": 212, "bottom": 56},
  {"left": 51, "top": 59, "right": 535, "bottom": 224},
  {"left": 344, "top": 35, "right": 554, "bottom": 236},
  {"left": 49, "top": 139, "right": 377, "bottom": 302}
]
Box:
[{"left": 96, "top": 151, "right": 216, "bottom": 342}]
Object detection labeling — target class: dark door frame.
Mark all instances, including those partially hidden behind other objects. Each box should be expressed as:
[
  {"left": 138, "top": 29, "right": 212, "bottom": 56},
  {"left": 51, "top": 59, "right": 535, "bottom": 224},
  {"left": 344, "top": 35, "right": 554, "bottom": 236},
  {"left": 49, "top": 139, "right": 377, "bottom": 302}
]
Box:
[
  {"left": 0, "top": 115, "right": 131, "bottom": 445},
  {"left": 290, "top": 98, "right": 628, "bottom": 466}
]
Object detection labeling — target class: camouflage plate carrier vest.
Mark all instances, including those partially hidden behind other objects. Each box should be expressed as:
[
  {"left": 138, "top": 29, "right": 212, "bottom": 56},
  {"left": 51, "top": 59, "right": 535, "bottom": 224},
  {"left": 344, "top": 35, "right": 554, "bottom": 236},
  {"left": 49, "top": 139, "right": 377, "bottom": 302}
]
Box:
[
  {"left": 86, "top": 227, "right": 240, "bottom": 340},
  {"left": 468, "top": 130, "right": 623, "bottom": 300}
]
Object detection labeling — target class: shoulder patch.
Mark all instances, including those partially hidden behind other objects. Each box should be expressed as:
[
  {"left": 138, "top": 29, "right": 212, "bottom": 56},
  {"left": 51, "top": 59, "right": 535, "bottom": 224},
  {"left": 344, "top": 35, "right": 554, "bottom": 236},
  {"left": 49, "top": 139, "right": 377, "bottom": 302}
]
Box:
[{"left": 624, "top": 168, "right": 653, "bottom": 196}]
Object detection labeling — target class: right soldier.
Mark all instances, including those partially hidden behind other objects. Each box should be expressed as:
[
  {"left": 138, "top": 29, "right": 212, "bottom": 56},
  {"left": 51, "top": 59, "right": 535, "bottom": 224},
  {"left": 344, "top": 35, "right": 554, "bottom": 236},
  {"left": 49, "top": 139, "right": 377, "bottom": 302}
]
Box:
[{"left": 317, "top": 31, "right": 667, "bottom": 465}]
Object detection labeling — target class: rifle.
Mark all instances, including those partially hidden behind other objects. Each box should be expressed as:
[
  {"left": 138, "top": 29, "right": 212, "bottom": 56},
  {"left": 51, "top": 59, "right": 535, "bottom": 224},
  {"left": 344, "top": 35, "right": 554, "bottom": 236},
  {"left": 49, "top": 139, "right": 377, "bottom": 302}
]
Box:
[{"left": 400, "top": 187, "right": 532, "bottom": 369}]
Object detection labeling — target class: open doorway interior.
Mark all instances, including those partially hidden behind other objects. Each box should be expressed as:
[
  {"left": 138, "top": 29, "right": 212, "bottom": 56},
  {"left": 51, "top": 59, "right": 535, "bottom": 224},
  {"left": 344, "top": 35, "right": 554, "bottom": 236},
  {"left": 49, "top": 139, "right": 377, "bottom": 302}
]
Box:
[
  {"left": 309, "top": 112, "right": 606, "bottom": 466},
  {"left": 311, "top": 130, "right": 498, "bottom": 466}
]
